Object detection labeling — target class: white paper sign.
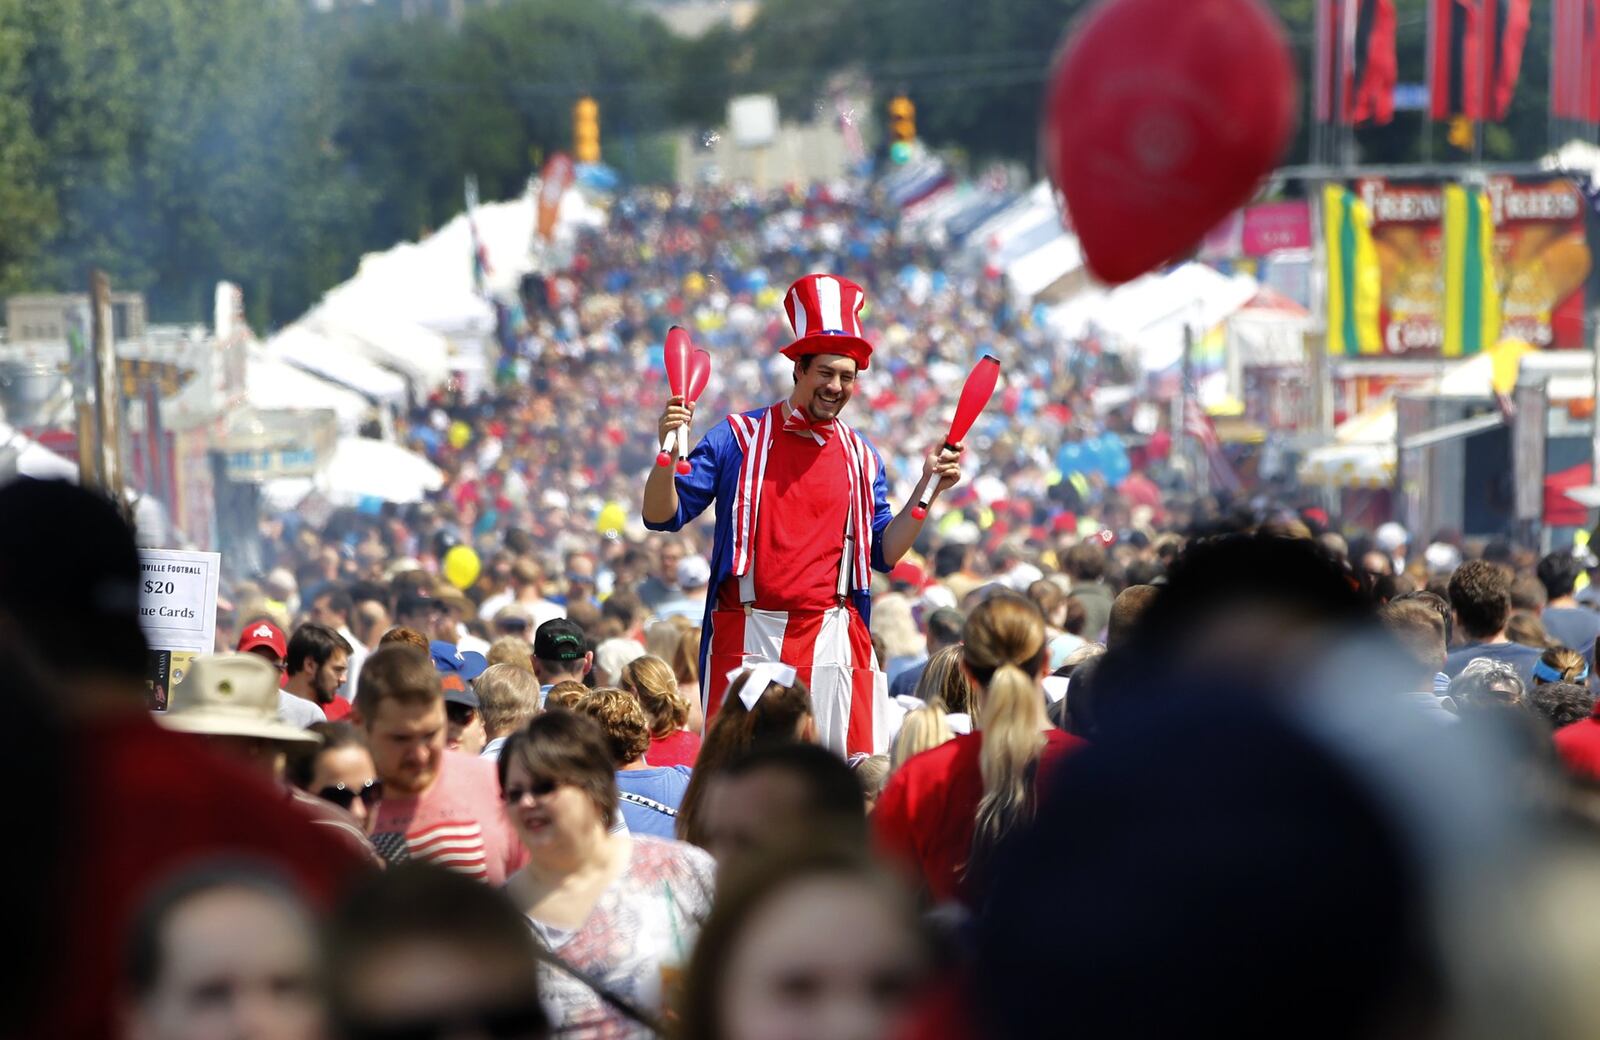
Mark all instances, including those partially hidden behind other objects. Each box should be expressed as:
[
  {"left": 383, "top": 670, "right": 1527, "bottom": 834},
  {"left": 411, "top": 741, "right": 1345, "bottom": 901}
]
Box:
[{"left": 138, "top": 549, "right": 221, "bottom": 653}]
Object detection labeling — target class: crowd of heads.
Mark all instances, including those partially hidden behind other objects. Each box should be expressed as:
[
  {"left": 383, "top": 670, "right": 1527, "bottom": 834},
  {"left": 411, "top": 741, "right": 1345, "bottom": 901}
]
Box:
[{"left": 18, "top": 183, "right": 1600, "bottom": 1038}]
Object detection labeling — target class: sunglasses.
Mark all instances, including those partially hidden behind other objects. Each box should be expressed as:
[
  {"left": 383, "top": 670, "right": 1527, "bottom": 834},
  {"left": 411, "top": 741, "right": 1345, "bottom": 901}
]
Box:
[
  {"left": 343, "top": 999, "right": 549, "bottom": 1040},
  {"left": 502, "top": 777, "right": 561, "bottom": 804},
  {"left": 445, "top": 701, "right": 477, "bottom": 726},
  {"left": 318, "top": 779, "right": 383, "bottom": 811}
]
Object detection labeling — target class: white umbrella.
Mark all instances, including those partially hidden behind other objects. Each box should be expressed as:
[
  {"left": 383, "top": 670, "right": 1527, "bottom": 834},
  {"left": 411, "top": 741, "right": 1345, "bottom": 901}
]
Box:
[{"left": 320, "top": 437, "right": 444, "bottom": 506}]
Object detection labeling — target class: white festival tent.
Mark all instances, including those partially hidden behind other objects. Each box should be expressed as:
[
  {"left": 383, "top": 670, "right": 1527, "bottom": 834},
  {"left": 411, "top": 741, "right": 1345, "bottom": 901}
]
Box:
[
  {"left": 244, "top": 346, "right": 376, "bottom": 433},
  {"left": 261, "top": 323, "right": 409, "bottom": 407},
  {"left": 1045, "top": 262, "right": 1260, "bottom": 376},
  {"left": 263, "top": 435, "right": 445, "bottom": 510},
  {"left": 245, "top": 178, "right": 604, "bottom": 507}
]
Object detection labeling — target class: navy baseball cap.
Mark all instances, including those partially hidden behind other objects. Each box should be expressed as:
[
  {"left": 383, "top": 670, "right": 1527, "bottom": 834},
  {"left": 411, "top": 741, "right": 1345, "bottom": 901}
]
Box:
[{"left": 430, "top": 640, "right": 488, "bottom": 682}]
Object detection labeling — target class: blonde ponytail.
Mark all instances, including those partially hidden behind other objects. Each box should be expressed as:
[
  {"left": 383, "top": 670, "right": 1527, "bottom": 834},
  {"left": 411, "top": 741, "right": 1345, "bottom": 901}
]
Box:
[
  {"left": 970, "top": 662, "right": 1048, "bottom": 862},
  {"left": 960, "top": 594, "right": 1051, "bottom": 879}
]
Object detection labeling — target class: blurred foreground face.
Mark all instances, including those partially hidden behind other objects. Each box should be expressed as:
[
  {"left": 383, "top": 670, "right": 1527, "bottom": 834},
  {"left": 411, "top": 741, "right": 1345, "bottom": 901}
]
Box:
[
  {"left": 365, "top": 699, "right": 445, "bottom": 797},
  {"left": 718, "top": 877, "right": 922, "bottom": 1040},
  {"left": 698, "top": 770, "right": 809, "bottom": 867},
  {"left": 128, "top": 887, "right": 321, "bottom": 1040},
  {"left": 339, "top": 941, "right": 544, "bottom": 1040}
]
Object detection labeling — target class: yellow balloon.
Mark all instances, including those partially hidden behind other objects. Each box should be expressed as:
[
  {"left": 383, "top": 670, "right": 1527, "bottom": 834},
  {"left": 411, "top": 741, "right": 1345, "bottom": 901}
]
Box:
[
  {"left": 442, "top": 545, "right": 481, "bottom": 590},
  {"left": 448, "top": 421, "right": 472, "bottom": 450},
  {"left": 596, "top": 502, "right": 628, "bottom": 536}
]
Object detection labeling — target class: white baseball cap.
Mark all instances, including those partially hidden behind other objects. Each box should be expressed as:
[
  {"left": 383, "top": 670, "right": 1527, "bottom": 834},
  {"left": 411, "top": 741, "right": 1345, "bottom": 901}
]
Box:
[{"left": 676, "top": 554, "right": 711, "bottom": 589}]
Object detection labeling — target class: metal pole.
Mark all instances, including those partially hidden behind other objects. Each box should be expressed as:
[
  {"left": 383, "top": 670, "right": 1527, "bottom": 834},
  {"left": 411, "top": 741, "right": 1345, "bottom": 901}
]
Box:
[
  {"left": 89, "top": 270, "right": 127, "bottom": 513},
  {"left": 1308, "top": 183, "right": 1334, "bottom": 442}
]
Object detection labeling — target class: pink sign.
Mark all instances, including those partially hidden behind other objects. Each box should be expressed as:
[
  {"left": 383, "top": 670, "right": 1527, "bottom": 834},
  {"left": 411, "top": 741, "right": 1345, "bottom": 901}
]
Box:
[{"left": 1241, "top": 201, "right": 1311, "bottom": 255}]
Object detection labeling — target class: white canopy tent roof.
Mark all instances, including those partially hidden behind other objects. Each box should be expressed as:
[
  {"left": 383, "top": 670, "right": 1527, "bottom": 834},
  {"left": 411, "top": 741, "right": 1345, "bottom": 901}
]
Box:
[
  {"left": 1047, "top": 263, "right": 1260, "bottom": 374},
  {"left": 264, "top": 435, "right": 444, "bottom": 510},
  {"left": 317, "top": 186, "right": 604, "bottom": 342},
  {"left": 263, "top": 324, "right": 409, "bottom": 407},
  {"left": 245, "top": 347, "right": 375, "bottom": 433},
  {"left": 304, "top": 303, "right": 455, "bottom": 391},
  {"left": 967, "top": 181, "right": 1058, "bottom": 255},
  {"left": 1006, "top": 232, "right": 1083, "bottom": 301}
]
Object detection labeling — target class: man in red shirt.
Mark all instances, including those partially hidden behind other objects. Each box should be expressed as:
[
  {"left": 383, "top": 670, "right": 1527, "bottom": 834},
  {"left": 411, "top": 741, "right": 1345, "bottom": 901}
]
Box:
[
  {"left": 642, "top": 273, "right": 964, "bottom": 755},
  {"left": 357, "top": 644, "right": 526, "bottom": 883}
]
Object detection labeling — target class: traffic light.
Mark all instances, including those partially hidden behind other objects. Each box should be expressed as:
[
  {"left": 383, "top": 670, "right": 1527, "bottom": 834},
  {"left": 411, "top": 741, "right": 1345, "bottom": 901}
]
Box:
[
  {"left": 574, "top": 96, "right": 600, "bottom": 164},
  {"left": 888, "top": 95, "right": 916, "bottom": 145}
]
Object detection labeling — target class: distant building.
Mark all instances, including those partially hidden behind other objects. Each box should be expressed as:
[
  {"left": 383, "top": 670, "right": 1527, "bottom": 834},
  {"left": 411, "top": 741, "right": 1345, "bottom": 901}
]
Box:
[
  {"left": 309, "top": 0, "right": 758, "bottom": 34},
  {"left": 641, "top": 0, "right": 759, "bottom": 37}
]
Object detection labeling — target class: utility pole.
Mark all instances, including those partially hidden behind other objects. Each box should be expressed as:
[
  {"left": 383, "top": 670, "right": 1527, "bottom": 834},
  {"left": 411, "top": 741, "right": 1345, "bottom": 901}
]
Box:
[{"left": 89, "top": 270, "right": 127, "bottom": 515}]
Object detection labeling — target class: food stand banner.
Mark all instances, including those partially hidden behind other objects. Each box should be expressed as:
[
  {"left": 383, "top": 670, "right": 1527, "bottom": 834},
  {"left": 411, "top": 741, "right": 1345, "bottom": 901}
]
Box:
[{"left": 1341, "top": 176, "right": 1591, "bottom": 357}]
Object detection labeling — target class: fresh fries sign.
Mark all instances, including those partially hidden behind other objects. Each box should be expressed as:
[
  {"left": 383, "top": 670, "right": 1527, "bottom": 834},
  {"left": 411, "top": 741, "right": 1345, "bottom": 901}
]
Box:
[{"left": 1352, "top": 176, "right": 1591, "bottom": 356}]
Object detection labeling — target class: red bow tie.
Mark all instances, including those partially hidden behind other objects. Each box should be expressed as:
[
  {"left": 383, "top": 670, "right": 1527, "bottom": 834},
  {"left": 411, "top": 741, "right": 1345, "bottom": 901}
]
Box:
[{"left": 783, "top": 406, "right": 836, "bottom": 443}]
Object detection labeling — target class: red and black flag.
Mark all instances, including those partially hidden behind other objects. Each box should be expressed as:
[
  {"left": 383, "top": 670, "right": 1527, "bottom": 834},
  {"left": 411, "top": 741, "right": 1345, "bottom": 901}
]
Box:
[
  {"left": 1490, "top": 0, "right": 1532, "bottom": 119},
  {"left": 1350, "top": 0, "right": 1398, "bottom": 124},
  {"left": 1551, "top": 0, "right": 1600, "bottom": 122},
  {"left": 1431, "top": 0, "right": 1532, "bottom": 122},
  {"left": 1431, "top": 0, "right": 1490, "bottom": 120},
  {"left": 1315, "top": 0, "right": 1398, "bottom": 126}
]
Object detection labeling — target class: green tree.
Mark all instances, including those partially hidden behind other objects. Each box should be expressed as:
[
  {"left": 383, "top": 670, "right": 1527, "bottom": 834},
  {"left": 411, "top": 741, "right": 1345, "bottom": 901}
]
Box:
[
  {"left": 0, "top": 0, "right": 54, "bottom": 294},
  {"left": 13, "top": 0, "right": 366, "bottom": 325}
]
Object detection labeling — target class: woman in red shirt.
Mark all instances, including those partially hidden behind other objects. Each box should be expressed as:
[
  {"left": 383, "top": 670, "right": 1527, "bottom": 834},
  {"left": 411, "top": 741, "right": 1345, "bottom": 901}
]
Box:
[
  {"left": 621, "top": 654, "right": 702, "bottom": 767},
  {"left": 874, "top": 594, "right": 1084, "bottom": 906}
]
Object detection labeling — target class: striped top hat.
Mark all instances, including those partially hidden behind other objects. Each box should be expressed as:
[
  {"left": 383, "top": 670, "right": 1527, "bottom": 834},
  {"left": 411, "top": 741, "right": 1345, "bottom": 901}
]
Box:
[{"left": 780, "top": 273, "right": 874, "bottom": 371}]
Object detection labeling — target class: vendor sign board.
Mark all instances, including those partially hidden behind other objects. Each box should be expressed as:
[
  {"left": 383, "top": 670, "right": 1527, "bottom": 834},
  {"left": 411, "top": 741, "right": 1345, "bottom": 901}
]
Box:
[
  {"left": 1348, "top": 176, "right": 1590, "bottom": 357},
  {"left": 138, "top": 548, "right": 220, "bottom": 711}
]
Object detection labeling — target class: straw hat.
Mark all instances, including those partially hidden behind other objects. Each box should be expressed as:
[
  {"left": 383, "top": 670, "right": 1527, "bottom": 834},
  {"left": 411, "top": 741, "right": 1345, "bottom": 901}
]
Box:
[{"left": 157, "top": 652, "right": 320, "bottom": 745}]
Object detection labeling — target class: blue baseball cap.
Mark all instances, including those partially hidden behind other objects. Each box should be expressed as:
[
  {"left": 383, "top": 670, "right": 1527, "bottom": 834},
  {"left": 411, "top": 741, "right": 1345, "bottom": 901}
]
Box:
[{"left": 430, "top": 640, "right": 488, "bottom": 682}]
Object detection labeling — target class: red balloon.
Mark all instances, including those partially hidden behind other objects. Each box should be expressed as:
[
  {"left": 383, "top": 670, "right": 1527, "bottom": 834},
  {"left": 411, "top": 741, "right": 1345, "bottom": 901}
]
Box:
[{"left": 1043, "top": 0, "right": 1296, "bottom": 285}]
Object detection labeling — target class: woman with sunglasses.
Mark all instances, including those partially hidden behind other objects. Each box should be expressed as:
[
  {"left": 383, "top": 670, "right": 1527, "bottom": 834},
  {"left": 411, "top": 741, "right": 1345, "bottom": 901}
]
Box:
[
  {"left": 293, "top": 721, "right": 383, "bottom": 830},
  {"left": 500, "top": 710, "right": 715, "bottom": 1039}
]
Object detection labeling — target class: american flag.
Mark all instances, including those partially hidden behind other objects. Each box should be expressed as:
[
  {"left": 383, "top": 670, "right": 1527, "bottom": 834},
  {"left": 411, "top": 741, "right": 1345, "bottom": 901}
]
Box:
[
  {"left": 1182, "top": 391, "right": 1242, "bottom": 494},
  {"left": 372, "top": 820, "right": 488, "bottom": 881}
]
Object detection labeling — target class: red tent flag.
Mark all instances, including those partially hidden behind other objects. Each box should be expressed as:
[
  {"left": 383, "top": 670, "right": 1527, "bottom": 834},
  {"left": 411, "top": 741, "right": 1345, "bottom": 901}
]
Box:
[
  {"left": 1551, "top": 0, "right": 1600, "bottom": 122},
  {"left": 1315, "top": 0, "right": 1397, "bottom": 126},
  {"left": 1430, "top": 0, "right": 1489, "bottom": 120},
  {"left": 1490, "top": 0, "right": 1531, "bottom": 120},
  {"left": 1351, "top": 0, "right": 1398, "bottom": 124},
  {"left": 1432, "top": 0, "right": 1531, "bottom": 122}
]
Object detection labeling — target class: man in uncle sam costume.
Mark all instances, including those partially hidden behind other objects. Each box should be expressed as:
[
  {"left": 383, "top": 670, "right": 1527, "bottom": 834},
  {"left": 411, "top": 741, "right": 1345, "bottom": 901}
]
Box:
[{"left": 642, "top": 273, "right": 964, "bottom": 756}]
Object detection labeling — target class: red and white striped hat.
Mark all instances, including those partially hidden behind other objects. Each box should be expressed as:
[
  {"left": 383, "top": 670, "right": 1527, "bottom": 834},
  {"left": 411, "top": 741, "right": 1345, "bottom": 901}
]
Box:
[{"left": 779, "top": 273, "right": 874, "bottom": 370}]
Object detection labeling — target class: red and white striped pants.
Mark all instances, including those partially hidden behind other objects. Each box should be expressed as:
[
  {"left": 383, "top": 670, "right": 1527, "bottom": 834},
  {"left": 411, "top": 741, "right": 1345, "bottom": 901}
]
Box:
[{"left": 706, "top": 604, "right": 889, "bottom": 757}]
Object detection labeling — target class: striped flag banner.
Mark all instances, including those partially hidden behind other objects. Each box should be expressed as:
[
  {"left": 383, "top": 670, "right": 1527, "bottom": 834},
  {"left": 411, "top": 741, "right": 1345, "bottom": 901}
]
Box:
[
  {"left": 1322, "top": 185, "right": 1383, "bottom": 356},
  {"left": 1441, "top": 183, "right": 1501, "bottom": 357},
  {"left": 1183, "top": 392, "right": 1243, "bottom": 495}
]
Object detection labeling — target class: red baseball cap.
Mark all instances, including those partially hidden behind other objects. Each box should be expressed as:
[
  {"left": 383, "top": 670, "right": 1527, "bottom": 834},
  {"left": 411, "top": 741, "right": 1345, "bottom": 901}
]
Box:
[
  {"left": 889, "top": 561, "right": 928, "bottom": 590},
  {"left": 237, "top": 620, "right": 287, "bottom": 661}
]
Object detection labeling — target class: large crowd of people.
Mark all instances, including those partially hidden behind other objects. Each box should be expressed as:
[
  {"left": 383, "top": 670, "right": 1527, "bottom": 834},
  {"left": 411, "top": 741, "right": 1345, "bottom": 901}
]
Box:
[{"left": 19, "top": 182, "right": 1600, "bottom": 1040}]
